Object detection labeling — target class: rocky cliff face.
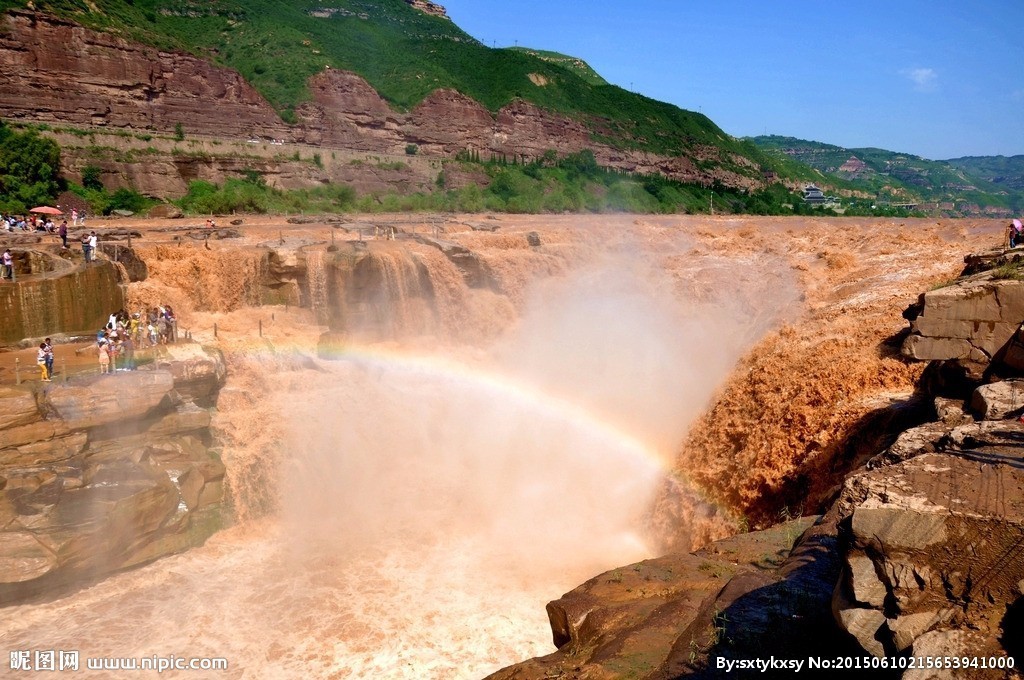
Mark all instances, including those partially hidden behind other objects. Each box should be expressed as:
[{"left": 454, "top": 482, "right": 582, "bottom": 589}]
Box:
[
  {"left": 0, "top": 343, "right": 227, "bottom": 604},
  {"left": 903, "top": 249, "right": 1024, "bottom": 387},
  {"left": 0, "top": 10, "right": 758, "bottom": 196},
  {"left": 297, "top": 70, "right": 756, "bottom": 188},
  {"left": 0, "top": 10, "right": 290, "bottom": 139},
  {"left": 832, "top": 414, "right": 1024, "bottom": 662}
]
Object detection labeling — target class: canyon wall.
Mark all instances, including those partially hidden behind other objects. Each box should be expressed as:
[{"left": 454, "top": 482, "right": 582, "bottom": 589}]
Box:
[
  {"left": 0, "top": 10, "right": 759, "bottom": 198},
  {"left": 0, "top": 10, "right": 290, "bottom": 140},
  {"left": 0, "top": 343, "right": 227, "bottom": 604}
]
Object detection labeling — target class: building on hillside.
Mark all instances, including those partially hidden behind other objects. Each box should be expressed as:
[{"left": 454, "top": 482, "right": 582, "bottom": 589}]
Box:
[
  {"left": 803, "top": 185, "right": 841, "bottom": 208},
  {"left": 803, "top": 185, "right": 826, "bottom": 204}
]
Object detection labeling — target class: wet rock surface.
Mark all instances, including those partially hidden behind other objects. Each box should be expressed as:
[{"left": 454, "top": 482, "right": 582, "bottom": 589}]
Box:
[
  {"left": 0, "top": 344, "right": 227, "bottom": 604},
  {"left": 0, "top": 258, "right": 124, "bottom": 345},
  {"left": 487, "top": 517, "right": 870, "bottom": 679}
]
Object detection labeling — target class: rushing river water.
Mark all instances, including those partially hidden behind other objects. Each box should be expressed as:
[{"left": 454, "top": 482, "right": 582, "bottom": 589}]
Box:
[{"left": 2, "top": 222, "right": 799, "bottom": 678}]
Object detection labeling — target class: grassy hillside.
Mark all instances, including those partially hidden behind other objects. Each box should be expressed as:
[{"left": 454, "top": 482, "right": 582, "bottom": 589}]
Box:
[
  {"left": 507, "top": 47, "right": 608, "bottom": 86},
  {"left": 749, "top": 135, "right": 1023, "bottom": 212},
  {"left": 0, "top": 0, "right": 763, "bottom": 176},
  {"left": 947, "top": 155, "right": 1024, "bottom": 192}
]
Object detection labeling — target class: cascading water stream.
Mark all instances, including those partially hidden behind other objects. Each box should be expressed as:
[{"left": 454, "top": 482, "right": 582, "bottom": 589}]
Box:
[{"left": 304, "top": 248, "right": 330, "bottom": 324}]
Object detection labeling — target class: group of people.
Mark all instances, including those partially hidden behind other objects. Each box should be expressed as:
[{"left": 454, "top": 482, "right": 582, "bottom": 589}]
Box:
[
  {"left": 2, "top": 214, "right": 56, "bottom": 232},
  {"left": 96, "top": 305, "right": 178, "bottom": 373},
  {"left": 81, "top": 230, "right": 98, "bottom": 263},
  {"left": 0, "top": 210, "right": 84, "bottom": 231}
]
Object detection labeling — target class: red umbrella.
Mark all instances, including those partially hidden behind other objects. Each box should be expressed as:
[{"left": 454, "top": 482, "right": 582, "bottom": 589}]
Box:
[{"left": 29, "top": 206, "right": 64, "bottom": 215}]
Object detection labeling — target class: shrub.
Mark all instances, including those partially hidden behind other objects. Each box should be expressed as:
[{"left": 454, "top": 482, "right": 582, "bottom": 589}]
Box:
[
  {"left": 106, "top": 187, "right": 148, "bottom": 214},
  {"left": 0, "top": 121, "right": 62, "bottom": 213},
  {"left": 81, "top": 165, "right": 104, "bottom": 191}
]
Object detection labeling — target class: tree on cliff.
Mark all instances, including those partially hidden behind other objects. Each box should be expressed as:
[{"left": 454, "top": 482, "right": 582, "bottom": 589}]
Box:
[{"left": 0, "top": 123, "right": 62, "bottom": 214}]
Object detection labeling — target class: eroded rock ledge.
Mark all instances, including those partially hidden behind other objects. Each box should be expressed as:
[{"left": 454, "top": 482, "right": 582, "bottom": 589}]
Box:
[{"left": 0, "top": 343, "right": 227, "bottom": 604}]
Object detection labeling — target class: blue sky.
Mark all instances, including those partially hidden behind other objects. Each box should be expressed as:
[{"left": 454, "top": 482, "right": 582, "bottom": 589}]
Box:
[{"left": 440, "top": 1, "right": 1024, "bottom": 160}]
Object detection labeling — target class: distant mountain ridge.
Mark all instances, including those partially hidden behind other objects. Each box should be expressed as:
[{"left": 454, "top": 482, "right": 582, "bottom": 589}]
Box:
[{"left": 749, "top": 135, "right": 1023, "bottom": 216}]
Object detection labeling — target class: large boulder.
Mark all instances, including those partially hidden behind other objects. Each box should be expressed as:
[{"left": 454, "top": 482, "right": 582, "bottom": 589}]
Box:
[
  {"left": 45, "top": 371, "right": 175, "bottom": 430},
  {"left": 486, "top": 517, "right": 861, "bottom": 679},
  {"left": 970, "top": 379, "right": 1024, "bottom": 420},
  {"left": 902, "top": 279, "right": 1024, "bottom": 379}
]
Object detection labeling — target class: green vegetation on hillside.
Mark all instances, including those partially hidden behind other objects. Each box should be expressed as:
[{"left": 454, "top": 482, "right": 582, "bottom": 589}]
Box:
[
  {"left": 0, "top": 121, "right": 156, "bottom": 215},
  {"left": 749, "top": 135, "right": 1024, "bottom": 213},
  {"left": 947, "top": 155, "right": 1024, "bottom": 192},
  {"left": 0, "top": 0, "right": 761, "bottom": 174},
  {"left": 170, "top": 149, "right": 826, "bottom": 217},
  {"left": 0, "top": 121, "right": 62, "bottom": 213},
  {"left": 507, "top": 47, "right": 608, "bottom": 86}
]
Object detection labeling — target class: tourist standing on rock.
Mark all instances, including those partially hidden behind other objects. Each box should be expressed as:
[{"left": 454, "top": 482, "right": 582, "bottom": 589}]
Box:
[
  {"left": 58, "top": 220, "right": 68, "bottom": 249},
  {"left": 88, "top": 231, "right": 98, "bottom": 262},
  {"left": 97, "top": 339, "right": 110, "bottom": 374},
  {"left": 164, "top": 304, "right": 177, "bottom": 342},
  {"left": 1, "top": 248, "right": 12, "bottom": 280},
  {"left": 130, "top": 313, "right": 141, "bottom": 344},
  {"left": 43, "top": 338, "right": 54, "bottom": 378},
  {"left": 37, "top": 343, "right": 51, "bottom": 382},
  {"left": 71, "top": 209, "right": 78, "bottom": 227},
  {"left": 81, "top": 233, "right": 91, "bottom": 263},
  {"left": 108, "top": 335, "right": 120, "bottom": 371},
  {"left": 122, "top": 333, "right": 136, "bottom": 371}
]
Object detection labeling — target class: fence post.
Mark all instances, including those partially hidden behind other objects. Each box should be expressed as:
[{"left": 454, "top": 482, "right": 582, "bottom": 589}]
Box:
[
  {"left": 259, "top": 319, "right": 263, "bottom": 337},
  {"left": 62, "top": 357, "right": 67, "bottom": 384},
  {"left": 15, "top": 357, "right": 20, "bottom": 385},
  {"left": 214, "top": 323, "right": 218, "bottom": 339}
]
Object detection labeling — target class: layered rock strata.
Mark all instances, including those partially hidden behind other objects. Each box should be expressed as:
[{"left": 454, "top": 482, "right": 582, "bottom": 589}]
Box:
[
  {"left": 0, "top": 10, "right": 760, "bottom": 195},
  {"left": 0, "top": 10, "right": 290, "bottom": 139},
  {"left": 832, "top": 406, "right": 1024, "bottom": 663},
  {"left": 902, "top": 250, "right": 1024, "bottom": 383},
  {"left": 0, "top": 343, "right": 227, "bottom": 604}
]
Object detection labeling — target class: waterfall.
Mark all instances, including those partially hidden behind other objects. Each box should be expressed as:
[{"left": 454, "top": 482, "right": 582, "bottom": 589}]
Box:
[{"left": 305, "top": 248, "right": 330, "bottom": 324}]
